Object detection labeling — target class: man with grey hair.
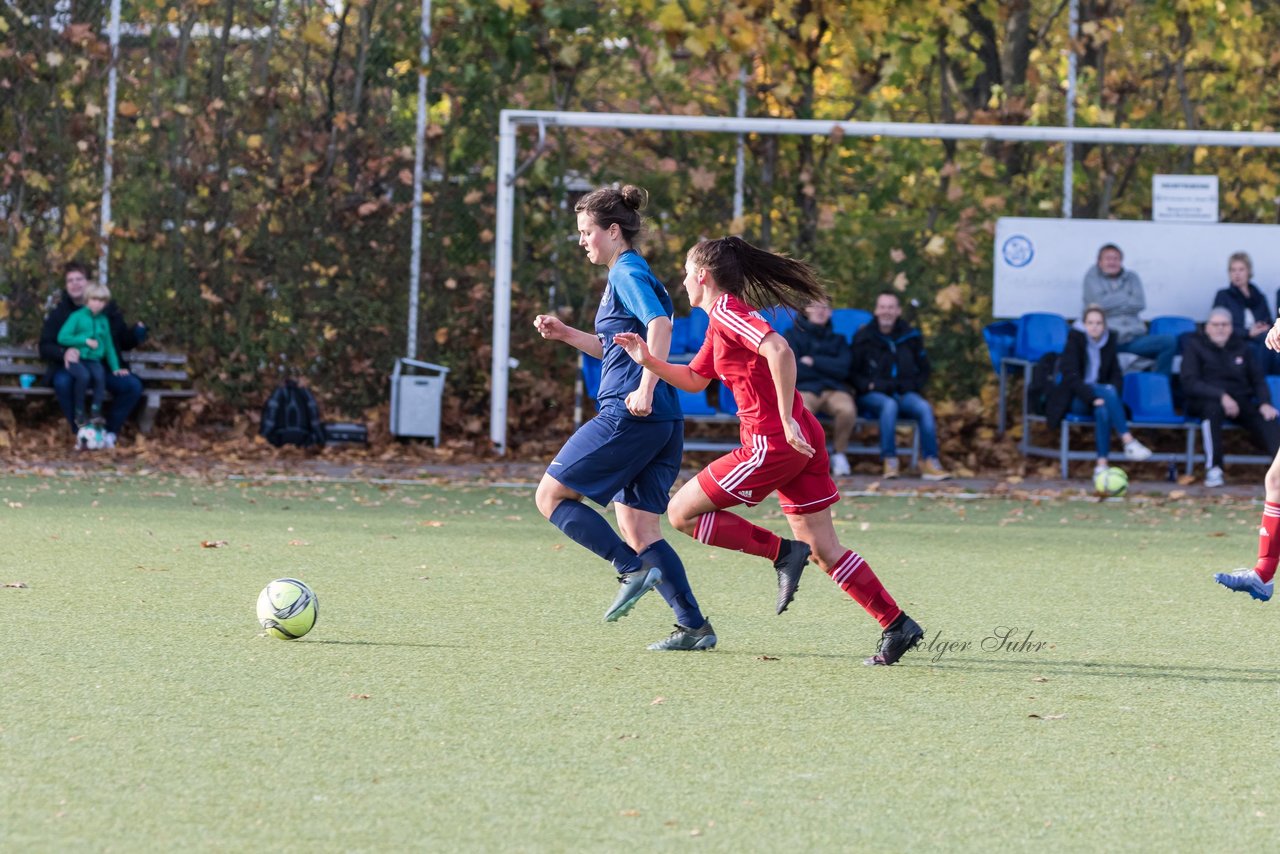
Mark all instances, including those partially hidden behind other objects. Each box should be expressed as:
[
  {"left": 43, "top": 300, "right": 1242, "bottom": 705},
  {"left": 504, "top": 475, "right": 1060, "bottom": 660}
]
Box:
[
  {"left": 1180, "top": 307, "right": 1280, "bottom": 487},
  {"left": 1083, "top": 243, "right": 1179, "bottom": 374}
]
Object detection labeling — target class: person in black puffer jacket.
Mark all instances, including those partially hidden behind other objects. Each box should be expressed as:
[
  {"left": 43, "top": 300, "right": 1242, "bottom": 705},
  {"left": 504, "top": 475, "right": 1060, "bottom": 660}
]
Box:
[
  {"left": 1182, "top": 307, "right": 1280, "bottom": 487},
  {"left": 1046, "top": 305, "right": 1153, "bottom": 476},
  {"left": 849, "top": 291, "right": 950, "bottom": 480},
  {"left": 784, "top": 299, "right": 856, "bottom": 477}
]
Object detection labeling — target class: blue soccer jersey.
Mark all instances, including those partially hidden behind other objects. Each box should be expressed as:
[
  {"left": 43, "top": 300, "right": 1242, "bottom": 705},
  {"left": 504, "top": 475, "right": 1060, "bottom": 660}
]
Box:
[{"left": 593, "top": 250, "right": 681, "bottom": 421}]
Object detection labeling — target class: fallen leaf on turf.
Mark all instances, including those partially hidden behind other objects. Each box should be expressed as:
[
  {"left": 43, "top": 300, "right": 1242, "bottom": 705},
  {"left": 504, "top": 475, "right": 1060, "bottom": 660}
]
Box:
[
  {"left": 68, "top": 735, "right": 83, "bottom": 742},
  {"left": 1028, "top": 713, "right": 1066, "bottom": 720},
  {"left": 288, "top": 539, "right": 310, "bottom": 546},
  {"left": 620, "top": 810, "right": 640, "bottom": 817},
  {"left": 349, "top": 694, "right": 371, "bottom": 700},
  {"left": 617, "top": 734, "right": 637, "bottom": 740},
  {"left": 1169, "top": 490, "right": 1187, "bottom": 499},
  {"left": 650, "top": 696, "right": 665, "bottom": 705},
  {"left": 1206, "top": 531, "right": 1226, "bottom": 537},
  {"left": 690, "top": 829, "right": 703, "bottom": 837},
  {"left": 4, "top": 581, "right": 29, "bottom": 588},
  {"left": 200, "top": 540, "right": 228, "bottom": 548},
  {"left": 757, "top": 655, "right": 779, "bottom": 661},
  {"left": 1031, "top": 676, "right": 1048, "bottom": 682},
  {"left": 419, "top": 520, "right": 445, "bottom": 527}
]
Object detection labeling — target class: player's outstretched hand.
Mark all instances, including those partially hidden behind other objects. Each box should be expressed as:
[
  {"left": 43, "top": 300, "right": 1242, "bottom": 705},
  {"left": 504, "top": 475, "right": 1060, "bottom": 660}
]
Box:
[
  {"left": 612, "top": 332, "right": 651, "bottom": 365},
  {"left": 1267, "top": 318, "right": 1280, "bottom": 352},
  {"left": 783, "top": 416, "right": 815, "bottom": 458},
  {"left": 533, "top": 314, "right": 567, "bottom": 341}
]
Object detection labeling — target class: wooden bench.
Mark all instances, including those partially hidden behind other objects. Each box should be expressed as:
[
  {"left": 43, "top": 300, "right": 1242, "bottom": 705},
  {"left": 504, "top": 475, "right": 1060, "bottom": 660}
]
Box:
[{"left": 0, "top": 345, "right": 196, "bottom": 433}]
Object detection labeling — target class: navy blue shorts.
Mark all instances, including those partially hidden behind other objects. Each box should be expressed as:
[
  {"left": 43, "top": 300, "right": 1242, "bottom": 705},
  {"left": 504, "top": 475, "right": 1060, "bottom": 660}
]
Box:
[{"left": 547, "top": 407, "right": 684, "bottom": 513}]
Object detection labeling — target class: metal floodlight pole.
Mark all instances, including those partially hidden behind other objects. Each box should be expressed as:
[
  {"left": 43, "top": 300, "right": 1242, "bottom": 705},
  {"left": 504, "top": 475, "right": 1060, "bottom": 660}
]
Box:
[
  {"left": 1064, "top": 0, "right": 1079, "bottom": 218},
  {"left": 98, "top": 0, "right": 122, "bottom": 286},
  {"left": 407, "top": 0, "right": 433, "bottom": 361},
  {"left": 488, "top": 109, "right": 1280, "bottom": 454},
  {"left": 733, "top": 66, "right": 747, "bottom": 225}
]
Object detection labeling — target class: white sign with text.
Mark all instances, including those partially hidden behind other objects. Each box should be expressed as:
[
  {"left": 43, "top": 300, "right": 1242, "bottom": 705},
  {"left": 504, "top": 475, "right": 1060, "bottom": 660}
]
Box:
[{"left": 1152, "top": 174, "right": 1219, "bottom": 223}]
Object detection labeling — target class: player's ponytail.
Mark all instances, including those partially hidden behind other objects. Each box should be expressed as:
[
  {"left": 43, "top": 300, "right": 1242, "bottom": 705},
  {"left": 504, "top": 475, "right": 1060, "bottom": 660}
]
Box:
[{"left": 688, "top": 236, "right": 828, "bottom": 311}]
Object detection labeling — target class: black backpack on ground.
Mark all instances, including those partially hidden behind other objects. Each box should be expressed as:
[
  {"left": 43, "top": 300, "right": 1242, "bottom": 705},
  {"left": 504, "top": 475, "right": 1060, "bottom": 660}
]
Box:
[
  {"left": 261, "top": 380, "right": 326, "bottom": 447},
  {"left": 1026, "top": 351, "right": 1061, "bottom": 416}
]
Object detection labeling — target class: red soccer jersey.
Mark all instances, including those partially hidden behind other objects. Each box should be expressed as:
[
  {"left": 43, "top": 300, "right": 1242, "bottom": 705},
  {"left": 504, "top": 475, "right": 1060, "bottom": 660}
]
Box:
[{"left": 689, "top": 292, "right": 804, "bottom": 436}]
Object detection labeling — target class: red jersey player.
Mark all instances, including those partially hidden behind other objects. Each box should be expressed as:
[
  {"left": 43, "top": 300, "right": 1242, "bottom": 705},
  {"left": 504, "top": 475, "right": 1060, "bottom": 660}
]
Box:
[
  {"left": 1214, "top": 314, "right": 1280, "bottom": 602},
  {"left": 614, "top": 236, "right": 924, "bottom": 665}
]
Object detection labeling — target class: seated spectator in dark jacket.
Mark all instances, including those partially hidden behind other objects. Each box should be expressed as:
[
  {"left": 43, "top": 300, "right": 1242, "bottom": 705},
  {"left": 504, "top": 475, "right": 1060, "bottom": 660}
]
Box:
[
  {"left": 1046, "top": 305, "right": 1153, "bottom": 477},
  {"left": 849, "top": 291, "right": 950, "bottom": 481},
  {"left": 1181, "top": 307, "right": 1280, "bottom": 488},
  {"left": 1214, "top": 250, "right": 1277, "bottom": 373},
  {"left": 784, "top": 299, "right": 856, "bottom": 477},
  {"left": 38, "top": 261, "right": 148, "bottom": 446}
]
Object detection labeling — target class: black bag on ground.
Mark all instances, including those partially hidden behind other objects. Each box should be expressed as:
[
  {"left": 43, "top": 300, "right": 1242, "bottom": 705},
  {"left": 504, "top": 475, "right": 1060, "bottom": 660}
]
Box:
[
  {"left": 1026, "top": 351, "right": 1061, "bottom": 417},
  {"left": 323, "top": 422, "right": 369, "bottom": 446},
  {"left": 261, "top": 380, "right": 326, "bottom": 447}
]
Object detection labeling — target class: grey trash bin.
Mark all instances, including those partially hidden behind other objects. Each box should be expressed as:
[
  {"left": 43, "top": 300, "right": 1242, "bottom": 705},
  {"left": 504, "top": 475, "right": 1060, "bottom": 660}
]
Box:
[{"left": 390, "top": 358, "right": 450, "bottom": 444}]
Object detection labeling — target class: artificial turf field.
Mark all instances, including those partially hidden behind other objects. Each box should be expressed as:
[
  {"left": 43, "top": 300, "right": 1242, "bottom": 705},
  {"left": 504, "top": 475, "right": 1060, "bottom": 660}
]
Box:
[{"left": 2, "top": 472, "right": 1278, "bottom": 851}]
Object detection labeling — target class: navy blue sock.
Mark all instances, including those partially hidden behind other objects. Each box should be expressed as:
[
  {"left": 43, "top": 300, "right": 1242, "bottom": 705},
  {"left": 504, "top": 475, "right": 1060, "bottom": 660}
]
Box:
[
  {"left": 639, "top": 540, "right": 705, "bottom": 629},
  {"left": 549, "top": 500, "right": 643, "bottom": 574}
]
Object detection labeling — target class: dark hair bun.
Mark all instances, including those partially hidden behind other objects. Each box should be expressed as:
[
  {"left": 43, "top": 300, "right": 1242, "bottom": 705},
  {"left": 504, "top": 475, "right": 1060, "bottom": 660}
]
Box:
[{"left": 619, "top": 185, "right": 648, "bottom": 211}]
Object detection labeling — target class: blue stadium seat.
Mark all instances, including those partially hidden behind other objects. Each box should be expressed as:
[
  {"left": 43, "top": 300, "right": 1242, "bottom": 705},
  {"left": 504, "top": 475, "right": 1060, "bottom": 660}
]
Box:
[
  {"left": 983, "top": 319, "right": 1018, "bottom": 372},
  {"left": 1122, "top": 372, "right": 1180, "bottom": 423},
  {"left": 717, "top": 383, "right": 738, "bottom": 415},
  {"left": 1015, "top": 312, "right": 1068, "bottom": 362},
  {"left": 670, "top": 316, "right": 692, "bottom": 356},
  {"left": 1268, "top": 375, "right": 1280, "bottom": 407},
  {"left": 683, "top": 308, "right": 709, "bottom": 353},
  {"left": 1149, "top": 315, "right": 1197, "bottom": 339},
  {"left": 677, "top": 387, "right": 718, "bottom": 416},
  {"left": 760, "top": 306, "right": 795, "bottom": 336},
  {"left": 580, "top": 353, "right": 602, "bottom": 402},
  {"left": 830, "top": 308, "right": 873, "bottom": 343}
]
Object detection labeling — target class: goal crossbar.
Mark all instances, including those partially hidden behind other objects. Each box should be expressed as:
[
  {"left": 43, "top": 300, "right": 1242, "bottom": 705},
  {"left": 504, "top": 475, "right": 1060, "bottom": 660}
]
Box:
[{"left": 490, "top": 108, "right": 1280, "bottom": 454}]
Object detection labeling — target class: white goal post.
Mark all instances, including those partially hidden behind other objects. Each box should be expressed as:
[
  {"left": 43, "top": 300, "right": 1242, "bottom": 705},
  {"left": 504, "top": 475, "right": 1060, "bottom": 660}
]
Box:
[{"left": 490, "top": 109, "right": 1280, "bottom": 454}]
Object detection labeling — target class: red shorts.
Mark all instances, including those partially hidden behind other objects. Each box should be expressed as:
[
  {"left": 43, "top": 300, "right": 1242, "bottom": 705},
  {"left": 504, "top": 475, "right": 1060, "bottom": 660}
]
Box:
[{"left": 696, "top": 407, "right": 840, "bottom": 515}]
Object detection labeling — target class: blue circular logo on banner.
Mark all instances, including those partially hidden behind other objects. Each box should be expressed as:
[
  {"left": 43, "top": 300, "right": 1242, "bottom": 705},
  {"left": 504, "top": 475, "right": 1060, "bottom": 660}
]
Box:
[{"left": 1002, "top": 234, "right": 1034, "bottom": 268}]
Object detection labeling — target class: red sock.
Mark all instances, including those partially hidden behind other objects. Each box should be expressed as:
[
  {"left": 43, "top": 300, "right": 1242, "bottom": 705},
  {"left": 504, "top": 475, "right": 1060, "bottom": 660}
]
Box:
[
  {"left": 1255, "top": 502, "right": 1280, "bottom": 583},
  {"left": 694, "top": 511, "right": 781, "bottom": 560},
  {"left": 827, "top": 550, "right": 902, "bottom": 628}
]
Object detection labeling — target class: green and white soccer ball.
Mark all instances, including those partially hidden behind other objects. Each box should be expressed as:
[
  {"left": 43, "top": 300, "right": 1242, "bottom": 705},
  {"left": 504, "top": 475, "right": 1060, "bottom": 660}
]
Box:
[
  {"left": 256, "top": 578, "right": 319, "bottom": 640},
  {"left": 76, "top": 424, "right": 107, "bottom": 450},
  {"left": 1093, "top": 466, "right": 1129, "bottom": 497}
]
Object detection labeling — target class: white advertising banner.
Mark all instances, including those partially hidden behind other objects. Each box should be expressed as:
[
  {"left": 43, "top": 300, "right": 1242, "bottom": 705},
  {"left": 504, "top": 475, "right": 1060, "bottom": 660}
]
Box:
[{"left": 992, "top": 217, "right": 1280, "bottom": 320}]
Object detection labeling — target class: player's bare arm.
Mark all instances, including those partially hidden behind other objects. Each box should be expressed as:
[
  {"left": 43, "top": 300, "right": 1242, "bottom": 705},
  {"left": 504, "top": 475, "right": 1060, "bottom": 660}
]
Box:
[
  {"left": 613, "top": 332, "right": 710, "bottom": 393},
  {"left": 1268, "top": 317, "right": 1280, "bottom": 352},
  {"left": 760, "top": 333, "right": 814, "bottom": 457},
  {"left": 625, "top": 316, "right": 671, "bottom": 417},
  {"left": 533, "top": 314, "right": 604, "bottom": 359}
]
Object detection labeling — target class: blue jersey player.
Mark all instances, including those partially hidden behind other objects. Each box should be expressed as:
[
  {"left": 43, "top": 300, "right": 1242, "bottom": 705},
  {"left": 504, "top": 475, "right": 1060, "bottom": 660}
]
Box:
[{"left": 533, "top": 185, "right": 714, "bottom": 651}]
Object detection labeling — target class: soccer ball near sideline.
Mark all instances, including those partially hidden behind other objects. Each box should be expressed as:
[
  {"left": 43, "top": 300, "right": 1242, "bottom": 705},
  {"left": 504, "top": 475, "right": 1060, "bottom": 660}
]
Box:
[
  {"left": 76, "top": 424, "right": 106, "bottom": 450},
  {"left": 256, "top": 578, "right": 319, "bottom": 640},
  {"left": 1094, "top": 466, "right": 1128, "bottom": 497}
]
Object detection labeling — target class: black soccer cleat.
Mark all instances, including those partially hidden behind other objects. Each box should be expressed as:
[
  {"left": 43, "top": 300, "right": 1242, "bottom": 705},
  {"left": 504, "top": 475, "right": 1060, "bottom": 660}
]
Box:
[
  {"left": 773, "top": 539, "right": 810, "bottom": 615},
  {"left": 647, "top": 620, "right": 718, "bottom": 651},
  {"left": 863, "top": 613, "right": 924, "bottom": 666}
]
